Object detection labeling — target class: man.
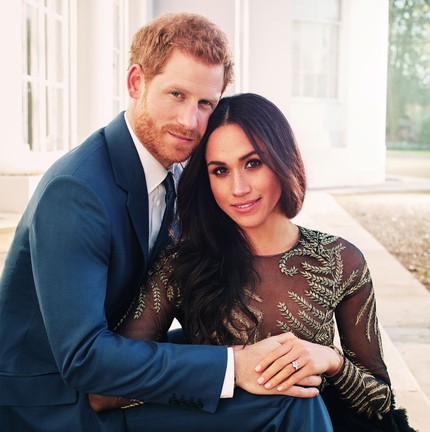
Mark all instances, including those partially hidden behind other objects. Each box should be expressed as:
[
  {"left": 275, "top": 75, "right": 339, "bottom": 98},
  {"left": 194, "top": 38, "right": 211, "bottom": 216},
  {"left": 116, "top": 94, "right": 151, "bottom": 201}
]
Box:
[{"left": 0, "top": 13, "right": 332, "bottom": 431}]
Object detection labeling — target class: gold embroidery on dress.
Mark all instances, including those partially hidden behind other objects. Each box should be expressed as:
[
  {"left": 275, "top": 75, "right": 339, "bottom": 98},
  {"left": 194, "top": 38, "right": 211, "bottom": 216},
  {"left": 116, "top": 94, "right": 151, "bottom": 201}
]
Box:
[
  {"left": 130, "top": 227, "right": 392, "bottom": 419},
  {"left": 275, "top": 227, "right": 391, "bottom": 417}
]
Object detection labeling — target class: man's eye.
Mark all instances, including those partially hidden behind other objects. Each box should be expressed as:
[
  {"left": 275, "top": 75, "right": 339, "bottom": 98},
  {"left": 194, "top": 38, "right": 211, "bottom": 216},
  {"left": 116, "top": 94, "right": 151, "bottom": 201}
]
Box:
[{"left": 200, "top": 100, "right": 214, "bottom": 109}]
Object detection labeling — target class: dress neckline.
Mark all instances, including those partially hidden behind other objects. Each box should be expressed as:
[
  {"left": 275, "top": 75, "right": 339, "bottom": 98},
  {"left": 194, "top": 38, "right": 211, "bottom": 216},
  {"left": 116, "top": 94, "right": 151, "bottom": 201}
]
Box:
[{"left": 253, "top": 226, "right": 303, "bottom": 258}]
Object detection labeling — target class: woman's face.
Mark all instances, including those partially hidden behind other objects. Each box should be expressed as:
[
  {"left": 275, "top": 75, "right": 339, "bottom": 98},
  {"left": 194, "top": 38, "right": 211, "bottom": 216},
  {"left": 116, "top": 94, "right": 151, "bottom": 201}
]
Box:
[{"left": 205, "top": 123, "right": 283, "bottom": 234}]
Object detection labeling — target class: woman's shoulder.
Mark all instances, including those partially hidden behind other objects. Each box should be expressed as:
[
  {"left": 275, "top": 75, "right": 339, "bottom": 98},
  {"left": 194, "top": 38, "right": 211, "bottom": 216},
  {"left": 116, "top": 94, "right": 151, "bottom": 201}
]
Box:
[
  {"left": 297, "top": 225, "right": 365, "bottom": 261},
  {"left": 149, "top": 244, "right": 179, "bottom": 276}
]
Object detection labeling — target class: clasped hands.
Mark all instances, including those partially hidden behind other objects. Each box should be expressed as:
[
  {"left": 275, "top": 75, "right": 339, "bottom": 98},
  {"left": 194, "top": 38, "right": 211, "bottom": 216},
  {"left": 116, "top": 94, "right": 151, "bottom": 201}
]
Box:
[
  {"left": 233, "top": 332, "right": 343, "bottom": 398},
  {"left": 89, "top": 332, "right": 343, "bottom": 411}
]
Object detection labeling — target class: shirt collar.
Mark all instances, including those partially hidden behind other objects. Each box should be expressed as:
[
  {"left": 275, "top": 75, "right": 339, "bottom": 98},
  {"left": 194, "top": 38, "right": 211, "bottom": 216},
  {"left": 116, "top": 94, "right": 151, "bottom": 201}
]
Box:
[{"left": 124, "top": 112, "right": 168, "bottom": 194}]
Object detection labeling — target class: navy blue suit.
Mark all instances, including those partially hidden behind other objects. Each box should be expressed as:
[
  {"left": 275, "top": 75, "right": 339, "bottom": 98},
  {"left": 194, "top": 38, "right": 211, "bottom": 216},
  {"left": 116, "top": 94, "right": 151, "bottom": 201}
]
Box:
[{"left": 0, "top": 113, "right": 332, "bottom": 431}]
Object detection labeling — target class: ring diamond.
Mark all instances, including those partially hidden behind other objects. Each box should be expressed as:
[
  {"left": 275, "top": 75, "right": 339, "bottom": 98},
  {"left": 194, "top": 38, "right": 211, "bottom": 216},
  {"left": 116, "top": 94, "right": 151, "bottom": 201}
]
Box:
[{"left": 292, "top": 360, "right": 299, "bottom": 371}]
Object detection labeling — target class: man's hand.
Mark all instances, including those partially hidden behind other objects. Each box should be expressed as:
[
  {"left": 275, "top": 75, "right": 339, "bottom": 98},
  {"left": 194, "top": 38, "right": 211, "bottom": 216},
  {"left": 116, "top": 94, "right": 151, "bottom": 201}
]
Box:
[{"left": 233, "top": 333, "right": 320, "bottom": 398}]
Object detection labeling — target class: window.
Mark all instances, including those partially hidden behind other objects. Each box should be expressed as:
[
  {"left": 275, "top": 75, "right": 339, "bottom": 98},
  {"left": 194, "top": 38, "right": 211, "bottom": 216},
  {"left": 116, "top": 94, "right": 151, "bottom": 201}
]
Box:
[
  {"left": 292, "top": 0, "right": 340, "bottom": 99},
  {"left": 22, "top": 0, "right": 69, "bottom": 152}
]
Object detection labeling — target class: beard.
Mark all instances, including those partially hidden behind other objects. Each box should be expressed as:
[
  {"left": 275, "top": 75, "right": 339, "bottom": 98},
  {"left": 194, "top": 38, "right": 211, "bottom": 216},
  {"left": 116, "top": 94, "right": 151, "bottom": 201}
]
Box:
[{"left": 133, "top": 102, "right": 201, "bottom": 168}]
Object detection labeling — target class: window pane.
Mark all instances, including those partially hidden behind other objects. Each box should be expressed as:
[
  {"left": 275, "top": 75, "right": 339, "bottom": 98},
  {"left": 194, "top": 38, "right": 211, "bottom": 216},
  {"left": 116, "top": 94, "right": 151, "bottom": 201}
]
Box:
[
  {"left": 293, "top": 0, "right": 314, "bottom": 19},
  {"left": 54, "top": 87, "right": 65, "bottom": 150},
  {"left": 45, "top": 13, "right": 65, "bottom": 81},
  {"left": 23, "top": 4, "right": 39, "bottom": 76},
  {"left": 292, "top": 0, "right": 340, "bottom": 100},
  {"left": 45, "top": 86, "right": 65, "bottom": 151},
  {"left": 45, "top": 0, "right": 63, "bottom": 14},
  {"left": 303, "top": 74, "right": 314, "bottom": 97},
  {"left": 22, "top": 81, "right": 40, "bottom": 151},
  {"left": 321, "top": 0, "right": 340, "bottom": 21},
  {"left": 46, "top": 16, "right": 65, "bottom": 81},
  {"left": 292, "top": 73, "right": 301, "bottom": 97},
  {"left": 294, "top": 0, "right": 340, "bottom": 20},
  {"left": 22, "top": 0, "right": 69, "bottom": 153},
  {"left": 317, "top": 74, "right": 327, "bottom": 98}
]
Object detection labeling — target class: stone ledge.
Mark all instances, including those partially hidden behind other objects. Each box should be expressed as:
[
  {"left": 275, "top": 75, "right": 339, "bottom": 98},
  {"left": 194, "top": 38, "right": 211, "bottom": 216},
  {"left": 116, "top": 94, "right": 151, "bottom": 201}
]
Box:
[
  {"left": 381, "top": 326, "right": 430, "bottom": 432},
  {"left": 0, "top": 212, "right": 20, "bottom": 254},
  {"left": 0, "top": 175, "right": 41, "bottom": 213}
]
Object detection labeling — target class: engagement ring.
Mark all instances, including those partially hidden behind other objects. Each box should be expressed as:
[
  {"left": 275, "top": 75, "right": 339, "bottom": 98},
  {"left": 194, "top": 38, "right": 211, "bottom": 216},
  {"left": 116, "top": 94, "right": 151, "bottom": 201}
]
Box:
[{"left": 291, "top": 360, "right": 299, "bottom": 371}]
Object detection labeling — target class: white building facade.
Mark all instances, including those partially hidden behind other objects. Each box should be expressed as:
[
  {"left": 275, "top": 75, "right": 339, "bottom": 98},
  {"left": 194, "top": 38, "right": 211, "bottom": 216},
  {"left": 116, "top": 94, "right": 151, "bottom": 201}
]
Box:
[{"left": 0, "top": 0, "right": 389, "bottom": 213}]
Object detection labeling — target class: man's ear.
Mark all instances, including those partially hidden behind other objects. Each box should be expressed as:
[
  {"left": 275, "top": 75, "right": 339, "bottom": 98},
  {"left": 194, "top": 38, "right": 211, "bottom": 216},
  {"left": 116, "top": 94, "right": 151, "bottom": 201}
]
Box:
[{"left": 127, "top": 64, "right": 144, "bottom": 99}]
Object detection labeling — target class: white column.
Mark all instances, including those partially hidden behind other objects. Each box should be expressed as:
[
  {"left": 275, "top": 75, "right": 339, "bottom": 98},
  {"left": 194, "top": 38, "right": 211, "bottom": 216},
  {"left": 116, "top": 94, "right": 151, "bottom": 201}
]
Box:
[{"left": 76, "top": 0, "right": 115, "bottom": 144}]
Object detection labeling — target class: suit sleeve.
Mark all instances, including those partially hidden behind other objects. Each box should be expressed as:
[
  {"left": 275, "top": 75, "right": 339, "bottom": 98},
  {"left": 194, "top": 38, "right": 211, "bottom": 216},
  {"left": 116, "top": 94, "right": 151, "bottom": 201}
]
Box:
[{"left": 30, "top": 175, "right": 227, "bottom": 413}]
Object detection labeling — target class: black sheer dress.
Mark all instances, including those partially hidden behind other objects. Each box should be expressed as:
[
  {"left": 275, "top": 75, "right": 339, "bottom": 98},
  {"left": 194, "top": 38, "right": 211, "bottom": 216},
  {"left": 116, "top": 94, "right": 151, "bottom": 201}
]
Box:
[{"left": 116, "top": 226, "right": 415, "bottom": 431}]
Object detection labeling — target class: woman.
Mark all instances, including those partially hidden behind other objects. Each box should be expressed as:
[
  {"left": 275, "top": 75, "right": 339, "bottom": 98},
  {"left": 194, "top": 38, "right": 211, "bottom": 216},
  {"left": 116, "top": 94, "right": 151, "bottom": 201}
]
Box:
[{"left": 90, "top": 93, "right": 415, "bottom": 431}]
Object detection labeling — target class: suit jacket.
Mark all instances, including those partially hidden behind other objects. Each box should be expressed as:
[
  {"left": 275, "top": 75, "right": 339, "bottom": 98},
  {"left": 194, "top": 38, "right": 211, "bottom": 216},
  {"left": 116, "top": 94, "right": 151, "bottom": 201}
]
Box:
[{"left": 0, "top": 113, "right": 227, "bottom": 431}]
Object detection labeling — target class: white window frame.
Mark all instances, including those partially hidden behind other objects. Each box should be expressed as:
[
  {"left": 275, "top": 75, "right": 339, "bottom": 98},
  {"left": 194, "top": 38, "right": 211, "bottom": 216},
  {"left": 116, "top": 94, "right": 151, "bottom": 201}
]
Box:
[{"left": 22, "top": 0, "right": 70, "bottom": 153}]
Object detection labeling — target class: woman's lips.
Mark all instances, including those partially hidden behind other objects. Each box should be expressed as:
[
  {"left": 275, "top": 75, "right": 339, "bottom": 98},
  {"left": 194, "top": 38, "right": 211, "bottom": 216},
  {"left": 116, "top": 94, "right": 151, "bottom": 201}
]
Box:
[{"left": 232, "top": 198, "right": 260, "bottom": 211}]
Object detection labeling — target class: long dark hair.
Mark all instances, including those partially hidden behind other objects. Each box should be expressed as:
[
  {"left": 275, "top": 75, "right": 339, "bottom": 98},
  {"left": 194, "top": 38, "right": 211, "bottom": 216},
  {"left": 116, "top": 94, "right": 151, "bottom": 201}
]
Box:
[{"left": 171, "top": 93, "right": 306, "bottom": 345}]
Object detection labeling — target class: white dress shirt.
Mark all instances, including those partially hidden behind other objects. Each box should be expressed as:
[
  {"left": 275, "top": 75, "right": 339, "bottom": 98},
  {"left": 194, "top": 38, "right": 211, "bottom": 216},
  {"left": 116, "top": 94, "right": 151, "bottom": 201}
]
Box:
[
  {"left": 124, "top": 113, "right": 235, "bottom": 398},
  {"left": 124, "top": 114, "right": 168, "bottom": 254}
]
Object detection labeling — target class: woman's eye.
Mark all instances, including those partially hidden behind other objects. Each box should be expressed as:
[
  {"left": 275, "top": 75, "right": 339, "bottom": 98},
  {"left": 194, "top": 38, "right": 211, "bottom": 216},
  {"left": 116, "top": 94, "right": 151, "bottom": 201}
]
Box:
[
  {"left": 246, "top": 159, "right": 262, "bottom": 168},
  {"left": 212, "top": 167, "right": 228, "bottom": 176}
]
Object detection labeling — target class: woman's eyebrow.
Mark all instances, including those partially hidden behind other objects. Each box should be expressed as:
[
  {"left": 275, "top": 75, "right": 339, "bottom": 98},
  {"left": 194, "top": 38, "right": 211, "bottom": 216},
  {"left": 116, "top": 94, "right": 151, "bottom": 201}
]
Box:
[
  {"left": 239, "top": 151, "right": 258, "bottom": 161},
  {"left": 207, "top": 160, "right": 226, "bottom": 167},
  {"left": 207, "top": 151, "right": 258, "bottom": 167}
]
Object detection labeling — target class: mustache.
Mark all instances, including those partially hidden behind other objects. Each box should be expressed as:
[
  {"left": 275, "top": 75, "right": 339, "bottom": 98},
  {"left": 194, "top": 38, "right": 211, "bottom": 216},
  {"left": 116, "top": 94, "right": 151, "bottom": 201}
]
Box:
[{"left": 164, "top": 125, "right": 201, "bottom": 141}]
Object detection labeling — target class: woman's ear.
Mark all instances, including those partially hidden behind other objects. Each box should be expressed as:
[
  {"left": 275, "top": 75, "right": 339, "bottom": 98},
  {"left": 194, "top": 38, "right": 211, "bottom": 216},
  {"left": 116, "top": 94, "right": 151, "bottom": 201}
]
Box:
[{"left": 127, "top": 64, "right": 144, "bottom": 99}]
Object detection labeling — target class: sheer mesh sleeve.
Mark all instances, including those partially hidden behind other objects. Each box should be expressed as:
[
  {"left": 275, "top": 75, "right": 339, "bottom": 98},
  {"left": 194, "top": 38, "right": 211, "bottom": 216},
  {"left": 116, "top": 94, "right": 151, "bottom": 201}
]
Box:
[
  {"left": 326, "top": 252, "right": 392, "bottom": 418},
  {"left": 251, "top": 228, "right": 394, "bottom": 420},
  {"left": 115, "top": 247, "right": 181, "bottom": 342}
]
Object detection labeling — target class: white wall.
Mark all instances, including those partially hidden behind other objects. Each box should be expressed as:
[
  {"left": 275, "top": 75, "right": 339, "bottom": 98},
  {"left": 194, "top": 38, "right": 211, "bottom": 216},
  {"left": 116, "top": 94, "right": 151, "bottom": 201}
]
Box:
[
  {"left": 284, "top": 0, "right": 388, "bottom": 188},
  {"left": 149, "top": 0, "right": 389, "bottom": 188}
]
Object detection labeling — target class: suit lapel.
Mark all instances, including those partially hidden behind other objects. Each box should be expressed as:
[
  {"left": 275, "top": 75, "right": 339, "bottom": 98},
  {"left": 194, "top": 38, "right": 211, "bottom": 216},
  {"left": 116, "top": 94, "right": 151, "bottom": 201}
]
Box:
[{"left": 104, "top": 113, "right": 150, "bottom": 263}]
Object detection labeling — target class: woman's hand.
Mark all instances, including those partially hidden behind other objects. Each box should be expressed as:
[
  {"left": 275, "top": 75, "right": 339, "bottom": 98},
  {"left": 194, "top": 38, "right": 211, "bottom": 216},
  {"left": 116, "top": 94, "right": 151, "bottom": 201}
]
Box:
[
  {"left": 254, "top": 333, "right": 343, "bottom": 391},
  {"left": 233, "top": 333, "right": 321, "bottom": 398}
]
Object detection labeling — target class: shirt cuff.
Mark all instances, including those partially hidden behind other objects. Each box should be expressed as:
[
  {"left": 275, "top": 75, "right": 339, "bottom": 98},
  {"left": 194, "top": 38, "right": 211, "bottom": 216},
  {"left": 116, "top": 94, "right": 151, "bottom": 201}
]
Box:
[{"left": 220, "top": 347, "right": 235, "bottom": 398}]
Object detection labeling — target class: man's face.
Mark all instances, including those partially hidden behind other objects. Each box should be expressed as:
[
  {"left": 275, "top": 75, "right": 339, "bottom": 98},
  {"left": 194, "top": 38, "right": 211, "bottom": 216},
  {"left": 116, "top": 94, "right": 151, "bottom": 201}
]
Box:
[{"left": 132, "top": 49, "right": 225, "bottom": 168}]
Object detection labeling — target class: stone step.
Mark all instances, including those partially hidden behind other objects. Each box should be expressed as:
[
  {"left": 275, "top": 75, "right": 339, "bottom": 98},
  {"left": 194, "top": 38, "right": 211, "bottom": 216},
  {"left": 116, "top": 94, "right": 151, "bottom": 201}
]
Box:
[
  {"left": 0, "top": 213, "right": 20, "bottom": 272},
  {"left": 0, "top": 213, "right": 19, "bottom": 251}
]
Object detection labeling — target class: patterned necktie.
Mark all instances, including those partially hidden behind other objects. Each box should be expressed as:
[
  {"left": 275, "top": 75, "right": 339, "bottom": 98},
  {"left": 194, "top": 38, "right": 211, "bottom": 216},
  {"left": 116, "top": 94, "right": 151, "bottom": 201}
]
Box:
[
  {"left": 162, "top": 171, "right": 176, "bottom": 233},
  {"left": 150, "top": 172, "right": 176, "bottom": 264}
]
